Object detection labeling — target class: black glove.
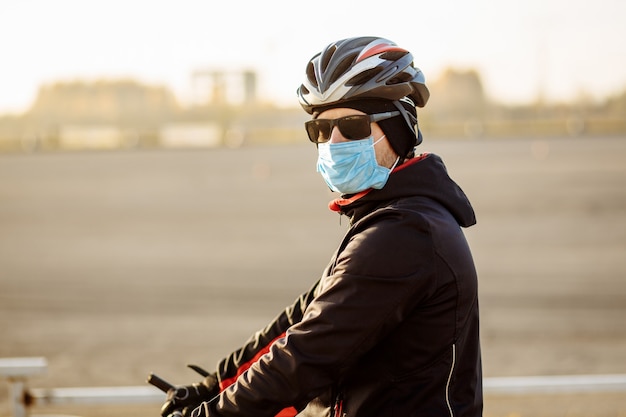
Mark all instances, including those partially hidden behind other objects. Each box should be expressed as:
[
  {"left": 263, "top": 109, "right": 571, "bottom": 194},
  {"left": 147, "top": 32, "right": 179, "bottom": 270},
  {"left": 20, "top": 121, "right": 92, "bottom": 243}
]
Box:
[{"left": 160, "top": 373, "right": 219, "bottom": 417}]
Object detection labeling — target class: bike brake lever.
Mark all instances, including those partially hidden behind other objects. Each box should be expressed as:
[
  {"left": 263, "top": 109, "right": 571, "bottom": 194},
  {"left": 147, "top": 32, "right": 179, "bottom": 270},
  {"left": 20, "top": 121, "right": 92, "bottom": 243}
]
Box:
[{"left": 187, "top": 364, "right": 210, "bottom": 377}]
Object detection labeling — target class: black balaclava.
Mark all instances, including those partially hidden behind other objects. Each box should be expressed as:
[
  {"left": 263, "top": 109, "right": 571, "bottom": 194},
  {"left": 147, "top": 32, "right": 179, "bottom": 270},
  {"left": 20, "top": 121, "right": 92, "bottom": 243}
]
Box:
[{"left": 313, "top": 98, "right": 419, "bottom": 158}]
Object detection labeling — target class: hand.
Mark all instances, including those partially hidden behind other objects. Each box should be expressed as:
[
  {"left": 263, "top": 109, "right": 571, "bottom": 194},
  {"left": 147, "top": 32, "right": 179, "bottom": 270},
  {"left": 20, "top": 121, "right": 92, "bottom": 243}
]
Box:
[{"left": 160, "top": 373, "right": 219, "bottom": 417}]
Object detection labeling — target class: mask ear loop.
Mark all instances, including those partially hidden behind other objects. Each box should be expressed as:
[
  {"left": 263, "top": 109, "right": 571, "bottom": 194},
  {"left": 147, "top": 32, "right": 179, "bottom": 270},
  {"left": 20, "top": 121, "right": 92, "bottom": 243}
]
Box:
[
  {"left": 372, "top": 134, "right": 386, "bottom": 146},
  {"left": 372, "top": 135, "right": 401, "bottom": 170},
  {"left": 390, "top": 156, "right": 401, "bottom": 170}
]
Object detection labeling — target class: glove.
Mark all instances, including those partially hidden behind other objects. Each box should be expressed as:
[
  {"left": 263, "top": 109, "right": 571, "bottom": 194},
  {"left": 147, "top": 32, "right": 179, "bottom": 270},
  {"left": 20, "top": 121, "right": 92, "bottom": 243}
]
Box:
[{"left": 160, "top": 373, "right": 219, "bottom": 417}]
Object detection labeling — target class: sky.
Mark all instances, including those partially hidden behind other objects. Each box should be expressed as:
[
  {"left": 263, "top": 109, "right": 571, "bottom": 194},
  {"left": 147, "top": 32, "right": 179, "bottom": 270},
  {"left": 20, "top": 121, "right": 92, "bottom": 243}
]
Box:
[{"left": 1, "top": 0, "right": 625, "bottom": 114}]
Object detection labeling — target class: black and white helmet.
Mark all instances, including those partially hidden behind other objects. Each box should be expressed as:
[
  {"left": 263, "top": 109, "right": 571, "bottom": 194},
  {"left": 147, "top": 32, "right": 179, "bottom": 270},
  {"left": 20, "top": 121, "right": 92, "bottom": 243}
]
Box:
[{"left": 297, "top": 36, "right": 429, "bottom": 114}]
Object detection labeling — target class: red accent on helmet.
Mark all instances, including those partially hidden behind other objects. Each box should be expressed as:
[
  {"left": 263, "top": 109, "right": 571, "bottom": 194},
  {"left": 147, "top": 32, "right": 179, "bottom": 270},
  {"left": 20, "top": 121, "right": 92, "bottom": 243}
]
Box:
[{"left": 357, "top": 44, "right": 408, "bottom": 62}]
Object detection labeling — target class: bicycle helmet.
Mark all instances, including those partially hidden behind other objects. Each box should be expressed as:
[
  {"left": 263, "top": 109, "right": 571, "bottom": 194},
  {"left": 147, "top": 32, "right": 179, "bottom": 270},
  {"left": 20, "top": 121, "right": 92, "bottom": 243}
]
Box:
[
  {"left": 297, "top": 36, "right": 430, "bottom": 155},
  {"left": 298, "top": 36, "right": 429, "bottom": 111}
]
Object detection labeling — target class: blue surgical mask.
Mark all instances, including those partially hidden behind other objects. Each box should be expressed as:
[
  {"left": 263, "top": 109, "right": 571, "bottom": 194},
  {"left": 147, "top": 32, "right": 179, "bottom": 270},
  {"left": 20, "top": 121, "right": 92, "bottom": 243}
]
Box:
[{"left": 316, "top": 135, "right": 399, "bottom": 194}]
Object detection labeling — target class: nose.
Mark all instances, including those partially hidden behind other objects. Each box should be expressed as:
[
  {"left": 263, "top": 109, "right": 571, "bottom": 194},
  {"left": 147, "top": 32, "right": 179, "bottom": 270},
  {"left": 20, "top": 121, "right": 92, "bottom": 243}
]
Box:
[{"left": 328, "top": 126, "right": 348, "bottom": 143}]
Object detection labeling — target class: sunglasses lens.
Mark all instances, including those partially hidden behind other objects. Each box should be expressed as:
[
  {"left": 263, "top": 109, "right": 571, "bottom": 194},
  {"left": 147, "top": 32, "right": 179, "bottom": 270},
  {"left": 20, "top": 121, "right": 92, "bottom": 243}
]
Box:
[
  {"left": 305, "top": 121, "right": 330, "bottom": 143},
  {"left": 338, "top": 116, "right": 371, "bottom": 140},
  {"left": 305, "top": 121, "right": 319, "bottom": 143},
  {"left": 305, "top": 115, "right": 372, "bottom": 143}
]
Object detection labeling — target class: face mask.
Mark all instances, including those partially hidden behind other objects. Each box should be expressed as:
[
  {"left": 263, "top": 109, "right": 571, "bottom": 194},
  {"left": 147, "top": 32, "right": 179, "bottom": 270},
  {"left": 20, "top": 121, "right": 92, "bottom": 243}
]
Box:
[{"left": 316, "top": 135, "right": 399, "bottom": 194}]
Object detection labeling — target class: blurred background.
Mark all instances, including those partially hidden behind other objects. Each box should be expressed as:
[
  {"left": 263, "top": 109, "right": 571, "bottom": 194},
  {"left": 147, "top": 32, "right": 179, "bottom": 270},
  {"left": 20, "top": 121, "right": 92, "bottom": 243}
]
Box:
[
  {"left": 1, "top": 0, "right": 625, "bottom": 150},
  {"left": 1, "top": 1, "right": 625, "bottom": 416}
]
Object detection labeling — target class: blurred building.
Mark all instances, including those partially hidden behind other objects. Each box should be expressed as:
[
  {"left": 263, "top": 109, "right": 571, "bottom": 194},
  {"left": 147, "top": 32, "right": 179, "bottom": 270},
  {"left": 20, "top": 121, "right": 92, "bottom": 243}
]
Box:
[
  {"left": 190, "top": 69, "right": 257, "bottom": 106},
  {"left": 0, "top": 67, "right": 625, "bottom": 152}
]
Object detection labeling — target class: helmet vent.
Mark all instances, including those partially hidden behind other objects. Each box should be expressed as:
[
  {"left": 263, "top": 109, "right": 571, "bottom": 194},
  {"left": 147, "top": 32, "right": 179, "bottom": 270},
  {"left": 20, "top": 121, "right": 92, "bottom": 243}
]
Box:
[
  {"left": 346, "top": 67, "right": 383, "bottom": 86},
  {"left": 387, "top": 71, "right": 413, "bottom": 85},
  {"left": 321, "top": 45, "right": 337, "bottom": 73},
  {"left": 380, "top": 50, "right": 408, "bottom": 61},
  {"left": 326, "top": 52, "right": 357, "bottom": 85},
  {"left": 306, "top": 62, "right": 318, "bottom": 87}
]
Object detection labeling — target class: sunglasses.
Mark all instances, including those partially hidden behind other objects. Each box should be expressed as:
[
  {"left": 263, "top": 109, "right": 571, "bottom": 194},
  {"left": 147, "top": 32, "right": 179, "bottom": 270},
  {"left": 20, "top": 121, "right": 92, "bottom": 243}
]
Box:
[{"left": 305, "top": 111, "right": 400, "bottom": 143}]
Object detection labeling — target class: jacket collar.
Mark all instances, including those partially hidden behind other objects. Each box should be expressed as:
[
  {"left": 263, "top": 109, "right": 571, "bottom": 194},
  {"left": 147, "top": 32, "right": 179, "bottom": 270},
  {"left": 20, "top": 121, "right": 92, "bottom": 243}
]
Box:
[{"left": 329, "top": 153, "right": 476, "bottom": 228}]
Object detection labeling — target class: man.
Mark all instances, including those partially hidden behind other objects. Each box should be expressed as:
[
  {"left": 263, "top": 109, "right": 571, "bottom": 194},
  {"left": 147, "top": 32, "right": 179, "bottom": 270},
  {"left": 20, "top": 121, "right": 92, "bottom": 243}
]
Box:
[{"left": 160, "top": 36, "right": 482, "bottom": 417}]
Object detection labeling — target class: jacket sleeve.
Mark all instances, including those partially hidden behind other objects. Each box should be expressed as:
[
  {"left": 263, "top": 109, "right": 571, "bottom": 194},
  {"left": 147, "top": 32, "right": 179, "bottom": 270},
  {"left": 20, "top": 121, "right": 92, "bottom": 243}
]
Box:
[
  {"left": 207, "top": 210, "right": 438, "bottom": 416},
  {"left": 216, "top": 279, "right": 320, "bottom": 390}
]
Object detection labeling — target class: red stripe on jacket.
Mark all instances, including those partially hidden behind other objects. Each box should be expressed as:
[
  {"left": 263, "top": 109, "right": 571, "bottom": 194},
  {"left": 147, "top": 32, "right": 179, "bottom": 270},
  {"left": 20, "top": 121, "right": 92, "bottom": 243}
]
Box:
[{"left": 218, "top": 333, "right": 297, "bottom": 416}]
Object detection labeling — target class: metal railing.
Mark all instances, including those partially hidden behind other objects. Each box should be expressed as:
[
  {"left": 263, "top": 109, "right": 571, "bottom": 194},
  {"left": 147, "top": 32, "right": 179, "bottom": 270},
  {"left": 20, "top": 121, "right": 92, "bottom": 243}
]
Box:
[{"left": 2, "top": 357, "right": 626, "bottom": 417}]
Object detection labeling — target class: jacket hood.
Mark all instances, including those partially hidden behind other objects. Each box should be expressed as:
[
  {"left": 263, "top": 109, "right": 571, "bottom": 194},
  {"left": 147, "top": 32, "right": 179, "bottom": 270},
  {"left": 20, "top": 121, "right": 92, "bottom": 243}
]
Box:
[{"left": 330, "top": 153, "right": 476, "bottom": 228}]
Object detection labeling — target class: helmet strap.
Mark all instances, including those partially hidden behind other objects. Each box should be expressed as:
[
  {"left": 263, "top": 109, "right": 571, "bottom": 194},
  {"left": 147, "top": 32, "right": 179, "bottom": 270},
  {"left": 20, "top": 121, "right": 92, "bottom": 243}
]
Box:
[{"left": 391, "top": 100, "right": 421, "bottom": 147}]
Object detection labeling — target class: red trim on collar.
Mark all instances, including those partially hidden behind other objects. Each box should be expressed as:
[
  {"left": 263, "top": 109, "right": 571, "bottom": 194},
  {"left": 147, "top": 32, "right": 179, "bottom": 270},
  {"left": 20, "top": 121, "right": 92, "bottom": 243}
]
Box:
[
  {"left": 328, "top": 153, "right": 429, "bottom": 212},
  {"left": 328, "top": 189, "right": 371, "bottom": 212}
]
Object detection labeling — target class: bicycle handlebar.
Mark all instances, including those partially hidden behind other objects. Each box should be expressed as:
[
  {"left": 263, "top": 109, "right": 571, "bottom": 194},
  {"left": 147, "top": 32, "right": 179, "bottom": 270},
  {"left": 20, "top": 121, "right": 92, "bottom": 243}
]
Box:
[
  {"left": 147, "top": 369, "right": 214, "bottom": 417},
  {"left": 147, "top": 372, "right": 174, "bottom": 393}
]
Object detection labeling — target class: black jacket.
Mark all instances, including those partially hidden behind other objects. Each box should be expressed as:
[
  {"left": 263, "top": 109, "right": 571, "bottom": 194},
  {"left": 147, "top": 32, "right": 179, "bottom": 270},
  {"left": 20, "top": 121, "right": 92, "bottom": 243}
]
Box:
[{"left": 209, "top": 154, "right": 482, "bottom": 417}]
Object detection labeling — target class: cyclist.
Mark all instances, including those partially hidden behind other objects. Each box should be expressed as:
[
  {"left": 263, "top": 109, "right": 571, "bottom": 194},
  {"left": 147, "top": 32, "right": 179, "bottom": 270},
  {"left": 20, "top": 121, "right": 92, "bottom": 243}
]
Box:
[{"left": 161, "top": 36, "right": 482, "bottom": 417}]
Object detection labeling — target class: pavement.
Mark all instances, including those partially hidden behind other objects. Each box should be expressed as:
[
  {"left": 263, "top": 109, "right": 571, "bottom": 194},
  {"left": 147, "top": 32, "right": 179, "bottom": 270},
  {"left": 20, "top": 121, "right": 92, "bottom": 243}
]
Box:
[{"left": 1, "top": 136, "right": 625, "bottom": 416}]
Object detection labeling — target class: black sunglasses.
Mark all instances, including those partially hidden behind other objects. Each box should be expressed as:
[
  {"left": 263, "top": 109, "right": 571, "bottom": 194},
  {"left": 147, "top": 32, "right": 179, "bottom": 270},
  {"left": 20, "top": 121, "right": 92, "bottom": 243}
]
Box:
[{"left": 305, "top": 111, "right": 400, "bottom": 143}]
